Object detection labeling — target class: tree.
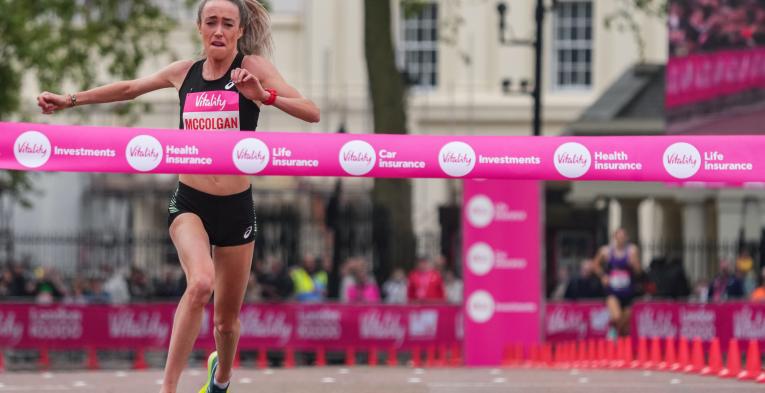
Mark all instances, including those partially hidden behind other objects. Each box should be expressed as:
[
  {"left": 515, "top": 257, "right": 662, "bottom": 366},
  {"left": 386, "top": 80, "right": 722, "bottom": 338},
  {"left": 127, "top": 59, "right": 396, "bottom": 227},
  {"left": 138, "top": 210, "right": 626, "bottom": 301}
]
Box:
[
  {"left": 0, "top": 1, "right": 175, "bottom": 206},
  {"left": 364, "top": 0, "right": 418, "bottom": 278},
  {"left": 605, "top": 0, "right": 667, "bottom": 61}
]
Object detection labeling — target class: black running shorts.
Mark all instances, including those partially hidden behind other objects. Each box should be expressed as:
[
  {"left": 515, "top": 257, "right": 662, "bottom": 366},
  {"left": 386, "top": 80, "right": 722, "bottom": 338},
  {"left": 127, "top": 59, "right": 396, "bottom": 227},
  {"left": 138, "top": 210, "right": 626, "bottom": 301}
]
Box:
[{"left": 168, "top": 182, "right": 256, "bottom": 247}]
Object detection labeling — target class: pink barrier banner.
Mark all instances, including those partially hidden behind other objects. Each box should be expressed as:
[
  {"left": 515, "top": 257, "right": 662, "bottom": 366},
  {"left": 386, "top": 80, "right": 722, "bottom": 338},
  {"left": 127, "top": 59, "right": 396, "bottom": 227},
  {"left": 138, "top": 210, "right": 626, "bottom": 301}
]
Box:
[
  {"left": 2, "top": 122, "right": 765, "bottom": 182},
  {"left": 0, "top": 303, "right": 461, "bottom": 350},
  {"left": 631, "top": 301, "right": 765, "bottom": 352},
  {"left": 544, "top": 302, "right": 608, "bottom": 342},
  {"left": 463, "top": 180, "right": 541, "bottom": 366},
  {"left": 666, "top": 48, "right": 765, "bottom": 109}
]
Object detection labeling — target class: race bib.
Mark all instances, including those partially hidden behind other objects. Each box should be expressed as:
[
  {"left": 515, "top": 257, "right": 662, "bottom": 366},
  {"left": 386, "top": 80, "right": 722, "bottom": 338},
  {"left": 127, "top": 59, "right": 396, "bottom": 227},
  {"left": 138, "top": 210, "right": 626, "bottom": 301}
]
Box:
[
  {"left": 183, "top": 91, "right": 240, "bottom": 131},
  {"left": 609, "top": 270, "right": 631, "bottom": 290}
]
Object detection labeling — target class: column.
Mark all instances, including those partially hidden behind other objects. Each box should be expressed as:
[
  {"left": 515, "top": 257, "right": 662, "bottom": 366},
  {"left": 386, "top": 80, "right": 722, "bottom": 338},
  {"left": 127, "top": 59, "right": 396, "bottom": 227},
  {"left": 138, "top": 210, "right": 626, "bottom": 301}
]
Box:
[{"left": 683, "top": 198, "right": 707, "bottom": 283}]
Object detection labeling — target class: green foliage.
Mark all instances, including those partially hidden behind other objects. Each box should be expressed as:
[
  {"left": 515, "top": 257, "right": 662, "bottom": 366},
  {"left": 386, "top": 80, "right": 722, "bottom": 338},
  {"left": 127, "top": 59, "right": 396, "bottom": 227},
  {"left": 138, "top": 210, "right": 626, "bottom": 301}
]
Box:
[
  {"left": 0, "top": 0, "right": 175, "bottom": 204},
  {"left": 0, "top": 0, "right": 175, "bottom": 118},
  {"left": 401, "top": 0, "right": 428, "bottom": 17},
  {"left": 604, "top": 0, "right": 668, "bottom": 61}
]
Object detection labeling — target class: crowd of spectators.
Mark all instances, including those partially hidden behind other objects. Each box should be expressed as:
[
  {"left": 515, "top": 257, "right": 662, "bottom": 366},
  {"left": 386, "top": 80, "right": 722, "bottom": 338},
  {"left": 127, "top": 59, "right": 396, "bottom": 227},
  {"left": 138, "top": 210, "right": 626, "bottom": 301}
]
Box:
[
  {"left": 669, "top": 0, "right": 765, "bottom": 57},
  {"left": 248, "top": 254, "right": 462, "bottom": 305},
  {"left": 0, "top": 253, "right": 463, "bottom": 306},
  {"left": 6, "top": 250, "right": 763, "bottom": 306},
  {"left": 551, "top": 249, "right": 765, "bottom": 303},
  {"left": 0, "top": 262, "right": 186, "bottom": 305}
]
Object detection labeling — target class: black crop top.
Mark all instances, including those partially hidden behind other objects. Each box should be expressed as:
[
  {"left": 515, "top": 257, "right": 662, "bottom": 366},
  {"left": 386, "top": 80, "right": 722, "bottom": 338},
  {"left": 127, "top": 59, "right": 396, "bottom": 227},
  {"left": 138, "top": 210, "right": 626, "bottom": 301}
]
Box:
[{"left": 178, "top": 53, "right": 260, "bottom": 131}]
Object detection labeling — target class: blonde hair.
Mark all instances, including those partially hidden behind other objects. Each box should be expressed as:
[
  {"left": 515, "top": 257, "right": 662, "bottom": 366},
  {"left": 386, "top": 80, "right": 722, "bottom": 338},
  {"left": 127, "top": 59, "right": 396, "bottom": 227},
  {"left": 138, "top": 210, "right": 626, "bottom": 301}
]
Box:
[{"left": 197, "top": 0, "right": 273, "bottom": 57}]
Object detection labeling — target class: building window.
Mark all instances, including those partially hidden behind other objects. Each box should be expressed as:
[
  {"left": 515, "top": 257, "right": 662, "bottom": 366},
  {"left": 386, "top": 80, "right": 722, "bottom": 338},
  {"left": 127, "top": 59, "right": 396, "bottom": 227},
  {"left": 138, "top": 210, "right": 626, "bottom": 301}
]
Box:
[
  {"left": 553, "top": 1, "right": 593, "bottom": 90},
  {"left": 399, "top": 2, "right": 439, "bottom": 88}
]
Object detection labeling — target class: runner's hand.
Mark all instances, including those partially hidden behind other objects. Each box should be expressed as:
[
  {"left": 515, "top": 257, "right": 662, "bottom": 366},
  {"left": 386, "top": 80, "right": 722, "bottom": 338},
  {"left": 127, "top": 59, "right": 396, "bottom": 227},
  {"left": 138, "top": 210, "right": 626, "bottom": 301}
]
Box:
[
  {"left": 230, "top": 68, "right": 269, "bottom": 103},
  {"left": 37, "top": 92, "right": 69, "bottom": 114}
]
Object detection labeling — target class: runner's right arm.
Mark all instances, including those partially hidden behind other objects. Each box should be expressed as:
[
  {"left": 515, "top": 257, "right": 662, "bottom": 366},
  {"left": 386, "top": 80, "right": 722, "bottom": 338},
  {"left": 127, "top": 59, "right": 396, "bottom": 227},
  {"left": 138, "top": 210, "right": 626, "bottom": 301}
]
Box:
[{"left": 37, "top": 60, "right": 193, "bottom": 114}]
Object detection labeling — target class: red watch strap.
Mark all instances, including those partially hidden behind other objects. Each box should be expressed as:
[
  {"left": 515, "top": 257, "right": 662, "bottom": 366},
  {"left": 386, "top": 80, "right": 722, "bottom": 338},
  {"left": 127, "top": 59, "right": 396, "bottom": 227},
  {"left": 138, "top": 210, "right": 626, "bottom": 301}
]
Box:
[{"left": 264, "top": 88, "right": 277, "bottom": 105}]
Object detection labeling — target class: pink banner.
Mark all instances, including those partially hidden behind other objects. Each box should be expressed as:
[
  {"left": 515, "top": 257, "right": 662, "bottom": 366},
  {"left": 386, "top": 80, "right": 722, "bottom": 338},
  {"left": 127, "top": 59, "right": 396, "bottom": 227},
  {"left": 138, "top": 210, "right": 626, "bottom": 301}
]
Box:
[
  {"left": 544, "top": 302, "right": 608, "bottom": 342},
  {"left": 463, "top": 180, "right": 541, "bottom": 366},
  {"left": 666, "top": 48, "right": 765, "bottom": 108},
  {"left": 0, "top": 303, "right": 461, "bottom": 350},
  {"left": 631, "top": 302, "right": 765, "bottom": 352},
  {"left": 2, "top": 122, "right": 765, "bottom": 182}
]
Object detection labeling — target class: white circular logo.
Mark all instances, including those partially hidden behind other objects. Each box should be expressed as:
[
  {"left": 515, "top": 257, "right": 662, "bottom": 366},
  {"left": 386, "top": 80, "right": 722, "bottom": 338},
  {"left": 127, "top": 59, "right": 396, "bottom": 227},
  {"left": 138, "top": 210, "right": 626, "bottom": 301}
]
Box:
[
  {"left": 14, "top": 131, "right": 51, "bottom": 168},
  {"left": 663, "top": 142, "right": 701, "bottom": 179},
  {"left": 125, "top": 135, "right": 163, "bottom": 172},
  {"left": 553, "top": 142, "right": 591, "bottom": 179},
  {"left": 439, "top": 141, "right": 476, "bottom": 177},
  {"left": 466, "top": 195, "right": 494, "bottom": 228},
  {"left": 339, "top": 140, "right": 376, "bottom": 176},
  {"left": 466, "top": 290, "right": 495, "bottom": 323},
  {"left": 467, "top": 242, "right": 495, "bottom": 276},
  {"left": 232, "top": 138, "right": 270, "bottom": 174}
]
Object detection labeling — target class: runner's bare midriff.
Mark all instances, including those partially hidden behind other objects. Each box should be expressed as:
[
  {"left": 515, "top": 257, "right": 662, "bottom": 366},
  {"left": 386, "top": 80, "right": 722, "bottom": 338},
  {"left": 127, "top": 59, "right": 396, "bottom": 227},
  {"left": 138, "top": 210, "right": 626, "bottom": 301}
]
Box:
[{"left": 178, "top": 174, "right": 250, "bottom": 196}]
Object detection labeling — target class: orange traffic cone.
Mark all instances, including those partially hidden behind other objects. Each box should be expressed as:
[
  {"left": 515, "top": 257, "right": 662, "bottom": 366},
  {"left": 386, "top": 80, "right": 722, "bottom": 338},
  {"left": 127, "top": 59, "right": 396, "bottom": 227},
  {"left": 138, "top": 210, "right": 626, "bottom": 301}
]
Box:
[
  {"left": 232, "top": 350, "right": 240, "bottom": 369},
  {"left": 662, "top": 337, "right": 677, "bottom": 370},
  {"left": 606, "top": 340, "right": 616, "bottom": 368},
  {"left": 369, "top": 347, "right": 379, "bottom": 367},
  {"left": 738, "top": 339, "right": 762, "bottom": 380},
  {"left": 316, "top": 347, "right": 327, "bottom": 367},
  {"left": 256, "top": 347, "right": 268, "bottom": 369},
  {"left": 411, "top": 346, "right": 421, "bottom": 368},
  {"left": 576, "top": 341, "right": 587, "bottom": 368},
  {"left": 719, "top": 339, "right": 741, "bottom": 378},
  {"left": 450, "top": 343, "right": 462, "bottom": 367},
  {"left": 587, "top": 340, "right": 597, "bottom": 368},
  {"left": 686, "top": 337, "right": 704, "bottom": 373},
  {"left": 648, "top": 337, "right": 662, "bottom": 369},
  {"left": 637, "top": 337, "right": 648, "bottom": 368},
  {"left": 502, "top": 345, "right": 515, "bottom": 367},
  {"left": 345, "top": 347, "right": 356, "bottom": 367},
  {"left": 425, "top": 345, "right": 436, "bottom": 367},
  {"left": 437, "top": 344, "right": 448, "bottom": 367},
  {"left": 387, "top": 346, "right": 398, "bottom": 367},
  {"left": 133, "top": 347, "right": 147, "bottom": 370},
  {"left": 597, "top": 340, "right": 607, "bottom": 368},
  {"left": 86, "top": 346, "right": 99, "bottom": 370},
  {"left": 700, "top": 338, "right": 722, "bottom": 375},
  {"left": 623, "top": 337, "right": 635, "bottom": 369},
  {"left": 284, "top": 347, "right": 295, "bottom": 369},
  {"left": 677, "top": 337, "right": 690, "bottom": 371},
  {"left": 612, "top": 338, "right": 624, "bottom": 368},
  {"left": 542, "top": 343, "right": 553, "bottom": 367}
]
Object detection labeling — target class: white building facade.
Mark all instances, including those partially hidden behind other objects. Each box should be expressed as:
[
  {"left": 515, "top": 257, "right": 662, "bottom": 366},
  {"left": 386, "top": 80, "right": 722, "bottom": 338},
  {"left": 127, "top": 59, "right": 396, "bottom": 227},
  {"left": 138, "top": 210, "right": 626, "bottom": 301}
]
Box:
[{"left": 12, "top": 0, "right": 761, "bottom": 283}]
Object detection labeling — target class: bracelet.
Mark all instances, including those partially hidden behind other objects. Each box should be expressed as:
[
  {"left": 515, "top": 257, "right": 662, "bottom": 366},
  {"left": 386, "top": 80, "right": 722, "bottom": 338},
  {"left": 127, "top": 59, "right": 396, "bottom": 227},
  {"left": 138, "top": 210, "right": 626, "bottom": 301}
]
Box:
[
  {"left": 263, "top": 88, "right": 277, "bottom": 106},
  {"left": 68, "top": 94, "right": 77, "bottom": 107}
]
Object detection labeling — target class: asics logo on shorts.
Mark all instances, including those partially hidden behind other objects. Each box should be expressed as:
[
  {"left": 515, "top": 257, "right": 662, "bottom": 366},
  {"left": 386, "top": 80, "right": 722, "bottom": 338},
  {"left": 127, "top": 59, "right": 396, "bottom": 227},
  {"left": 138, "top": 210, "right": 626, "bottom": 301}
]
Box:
[{"left": 243, "top": 226, "right": 253, "bottom": 239}]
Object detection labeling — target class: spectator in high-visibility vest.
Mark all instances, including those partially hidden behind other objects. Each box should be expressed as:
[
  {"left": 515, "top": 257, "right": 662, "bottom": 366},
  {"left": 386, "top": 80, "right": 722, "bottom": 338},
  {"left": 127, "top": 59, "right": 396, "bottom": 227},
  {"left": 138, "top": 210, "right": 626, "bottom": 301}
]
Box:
[
  {"left": 751, "top": 266, "right": 765, "bottom": 302},
  {"left": 290, "top": 254, "right": 327, "bottom": 302}
]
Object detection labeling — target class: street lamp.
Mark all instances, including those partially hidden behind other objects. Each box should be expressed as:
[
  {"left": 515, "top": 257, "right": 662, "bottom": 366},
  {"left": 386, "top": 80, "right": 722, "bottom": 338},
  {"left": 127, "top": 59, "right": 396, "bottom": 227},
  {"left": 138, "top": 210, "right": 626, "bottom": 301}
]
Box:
[{"left": 497, "top": 0, "right": 557, "bottom": 137}]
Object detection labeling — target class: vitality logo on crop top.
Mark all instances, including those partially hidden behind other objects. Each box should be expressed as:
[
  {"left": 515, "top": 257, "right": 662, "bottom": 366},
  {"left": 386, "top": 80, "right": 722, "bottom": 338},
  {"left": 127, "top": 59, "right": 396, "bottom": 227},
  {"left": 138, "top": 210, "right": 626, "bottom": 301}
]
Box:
[
  {"left": 183, "top": 91, "right": 240, "bottom": 131},
  {"left": 14, "top": 130, "right": 51, "bottom": 168},
  {"left": 232, "top": 138, "right": 270, "bottom": 174},
  {"left": 438, "top": 141, "right": 476, "bottom": 177},
  {"left": 339, "top": 140, "right": 376, "bottom": 176},
  {"left": 663, "top": 142, "right": 701, "bottom": 179},
  {"left": 126, "top": 135, "right": 163, "bottom": 172}
]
